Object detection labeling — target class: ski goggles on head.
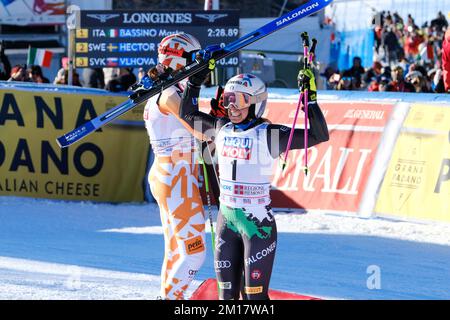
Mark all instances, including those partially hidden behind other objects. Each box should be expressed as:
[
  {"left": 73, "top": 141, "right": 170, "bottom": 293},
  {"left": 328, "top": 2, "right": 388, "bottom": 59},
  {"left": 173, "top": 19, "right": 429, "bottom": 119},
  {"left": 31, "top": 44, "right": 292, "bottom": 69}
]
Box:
[{"left": 223, "top": 91, "right": 268, "bottom": 110}]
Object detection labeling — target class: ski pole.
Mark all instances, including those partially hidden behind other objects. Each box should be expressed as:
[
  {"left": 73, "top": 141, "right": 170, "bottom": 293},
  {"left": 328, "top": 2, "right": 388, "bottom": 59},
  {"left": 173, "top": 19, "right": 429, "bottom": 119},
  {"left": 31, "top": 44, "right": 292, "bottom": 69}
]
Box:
[
  {"left": 197, "top": 149, "right": 218, "bottom": 295},
  {"left": 199, "top": 155, "right": 216, "bottom": 251},
  {"left": 303, "top": 87, "right": 309, "bottom": 175},
  {"left": 302, "top": 32, "right": 310, "bottom": 176},
  {"left": 281, "top": 91, "right": 304, "bottom": 172},
  {"left": 303, "top": 38, "right": 317, "bottom": 176},
  {"left": 282, "top": 32, "right": 310, "bottom": 174}
]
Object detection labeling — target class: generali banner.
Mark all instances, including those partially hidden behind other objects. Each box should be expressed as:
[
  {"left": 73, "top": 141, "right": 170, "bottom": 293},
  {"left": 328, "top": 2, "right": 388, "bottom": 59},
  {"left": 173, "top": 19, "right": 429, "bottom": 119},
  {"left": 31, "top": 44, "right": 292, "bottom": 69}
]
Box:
[
  {"left": 200, "top": 98, "right": 394, "bottom": 213},
  {"left": 0, "top": 83, "right": 149, "bottom": 202},
  {"left": 267, "top": 100, "right": 393, "bottom": 212}
]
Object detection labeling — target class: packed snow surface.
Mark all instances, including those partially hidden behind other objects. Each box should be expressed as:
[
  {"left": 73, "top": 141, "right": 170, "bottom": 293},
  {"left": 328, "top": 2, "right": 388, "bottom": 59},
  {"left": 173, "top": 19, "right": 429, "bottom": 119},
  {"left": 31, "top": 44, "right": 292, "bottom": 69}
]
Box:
[{"left": 1, "top": 196, "right": 449, "bottom": 300}]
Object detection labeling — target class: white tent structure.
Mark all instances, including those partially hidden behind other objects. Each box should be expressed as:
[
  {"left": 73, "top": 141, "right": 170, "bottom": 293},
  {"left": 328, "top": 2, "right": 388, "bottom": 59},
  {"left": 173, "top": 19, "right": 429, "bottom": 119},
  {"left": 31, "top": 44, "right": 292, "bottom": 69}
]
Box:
[{"left": 326, "top": 0, "right": 450, "bottom": 31}]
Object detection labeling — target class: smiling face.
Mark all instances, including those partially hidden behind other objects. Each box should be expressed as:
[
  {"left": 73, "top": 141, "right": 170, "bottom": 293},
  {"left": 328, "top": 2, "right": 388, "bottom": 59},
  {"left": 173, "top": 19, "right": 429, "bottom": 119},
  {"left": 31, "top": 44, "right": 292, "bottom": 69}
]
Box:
[
  {"left": 227, "top": 104, "right": 250, "bottom": 124},
  {"left": 223, "top": 74, "right": 267, "bottom": 124}
]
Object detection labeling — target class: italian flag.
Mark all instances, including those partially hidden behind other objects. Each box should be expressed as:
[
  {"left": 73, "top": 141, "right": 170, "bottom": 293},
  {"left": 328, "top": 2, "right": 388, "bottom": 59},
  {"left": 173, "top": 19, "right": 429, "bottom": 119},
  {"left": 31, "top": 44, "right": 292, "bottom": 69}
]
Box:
[{"left": 27, "top": 47, "right": 53, "bottom": 68}]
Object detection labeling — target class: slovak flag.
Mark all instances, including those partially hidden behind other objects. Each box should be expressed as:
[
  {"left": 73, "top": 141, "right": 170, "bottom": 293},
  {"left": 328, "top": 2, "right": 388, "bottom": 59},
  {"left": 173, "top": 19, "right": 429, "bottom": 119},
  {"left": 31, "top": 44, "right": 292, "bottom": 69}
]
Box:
[{"left": 106, "top": 57, "right": 118, "bottom": 67}]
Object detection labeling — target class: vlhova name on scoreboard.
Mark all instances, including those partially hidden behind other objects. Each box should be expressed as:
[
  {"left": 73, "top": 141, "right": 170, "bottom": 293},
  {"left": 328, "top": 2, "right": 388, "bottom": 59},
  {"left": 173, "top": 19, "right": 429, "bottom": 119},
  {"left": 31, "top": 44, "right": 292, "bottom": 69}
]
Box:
[{"left": 88, "top": 57, "right": 157, "bottom": 67}]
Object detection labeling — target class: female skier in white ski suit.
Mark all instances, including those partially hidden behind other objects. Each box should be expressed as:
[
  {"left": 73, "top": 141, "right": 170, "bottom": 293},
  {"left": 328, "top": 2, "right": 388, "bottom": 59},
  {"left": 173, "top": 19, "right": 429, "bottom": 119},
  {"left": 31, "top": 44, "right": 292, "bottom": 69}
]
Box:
[{"left": 180, "top": 67, "right": 329, "bottom": 300}]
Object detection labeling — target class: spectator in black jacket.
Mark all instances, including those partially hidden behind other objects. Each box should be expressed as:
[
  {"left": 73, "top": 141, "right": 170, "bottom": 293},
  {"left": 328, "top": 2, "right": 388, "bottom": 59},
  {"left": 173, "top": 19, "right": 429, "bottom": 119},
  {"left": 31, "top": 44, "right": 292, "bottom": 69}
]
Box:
[
  {"left": 363, "top": 61, "right": 383, "bottom": 87},
  {"left": 345, "top": 56, "right": 365, "bottom": 87},
  {"left": 0, "top": 41, "right": 11, "bottom": 81},
  {"left": 82, "top": 68, "right": 105, "bottom": 89},
  {"left": 382, "top": 26, "right": 401, "bottom": 65},
  {"left": 105, "top": 68, "right": 136, "bottom": 92},
  {"left": 430, "top": 12, "right": 448, "bottom": 32}
]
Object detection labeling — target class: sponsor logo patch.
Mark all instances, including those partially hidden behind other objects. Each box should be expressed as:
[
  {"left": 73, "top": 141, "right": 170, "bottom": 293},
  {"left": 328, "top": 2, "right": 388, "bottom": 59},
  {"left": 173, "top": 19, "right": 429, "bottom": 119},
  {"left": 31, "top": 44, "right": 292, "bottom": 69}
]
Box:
[
  {"left": 218, "top": 281, "right": 232, "bottom": 290},
  {"left": 184, "top": 235, "right": 205, "bottom": 255},
  {"left": 245, "top": 286, "right": 263, "bottom": 294},
  {"left": 215, "top": 237, "right": 226, "bottom": 251},
  {"left": 188, "top": 269, "right": 198, "bottom": 280},
  {"left": 221, "top": 184, "right": 232, "bottom": 191},
  {"left": 245, "top": 241, "right": 276, "bottom": 266},
  {"left": 232, "top": 184, "right": 266, "bottom": 196},
  {"left": 214, "top": 260, "right": 231, "bottom": 269},
  {"left": 251, "top": 269, "right": 262, "bottom": 280},
  {"left": 188, "top": 269, "right": 198, "bottom": 276},
  {"left": 234, "top": 184, "right": 244, "bottom": 195},
  {"left": 221, "top": 137, "right": 253, "bottom": 160}
]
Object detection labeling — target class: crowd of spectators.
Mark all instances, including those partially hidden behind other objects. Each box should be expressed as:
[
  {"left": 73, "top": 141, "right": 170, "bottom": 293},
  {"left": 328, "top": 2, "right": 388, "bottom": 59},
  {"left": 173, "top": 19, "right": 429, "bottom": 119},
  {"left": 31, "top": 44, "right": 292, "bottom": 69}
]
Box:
[
  {"left": 324, "top": 11, "right": 450, "bottom": 93},
  {"left": 0, "top": 42, "right": 137, "bottom": 92},
  {"left": 3, "top": 10, "right": 450, "bottom": 95}
]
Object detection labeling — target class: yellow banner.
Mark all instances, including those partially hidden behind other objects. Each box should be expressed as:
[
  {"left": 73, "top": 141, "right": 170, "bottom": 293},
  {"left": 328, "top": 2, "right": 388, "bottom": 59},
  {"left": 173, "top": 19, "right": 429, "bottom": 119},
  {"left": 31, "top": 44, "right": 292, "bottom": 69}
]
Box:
[
  {"left": 0, "top": 85, "right": 149, "bottom": 202},
  {"left": 375, "top": 104, "right": 450, "bottom": 222},
  {"left": 403, "top": 104, "right": 450, "bottom": 131}
]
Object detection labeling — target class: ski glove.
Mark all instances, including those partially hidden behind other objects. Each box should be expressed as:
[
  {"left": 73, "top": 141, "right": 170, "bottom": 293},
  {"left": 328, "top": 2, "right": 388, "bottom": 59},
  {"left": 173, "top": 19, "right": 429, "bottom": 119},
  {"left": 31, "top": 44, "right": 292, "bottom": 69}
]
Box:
[
  {"left": 298, "top": 68, "right": 317, "bottom": 102},
  {"left": 210, "top": 85, "right": 227, "bottom": 118},
  {"left": 189, "top": 64, "right": 213, "bottom": 87},
  {"left": 189, "top": 44, "right": 221, "bottom": 87}
]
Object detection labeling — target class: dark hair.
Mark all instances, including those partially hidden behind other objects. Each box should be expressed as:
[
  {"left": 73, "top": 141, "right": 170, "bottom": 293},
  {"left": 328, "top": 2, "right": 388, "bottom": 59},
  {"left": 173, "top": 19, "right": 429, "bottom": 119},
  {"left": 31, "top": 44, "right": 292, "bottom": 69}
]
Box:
[
  {"left": 342, "top": 70, "right": 353, "bottom": 78},
  {"left": 30, "top": 65, "right": 43, "bottom": 77}
]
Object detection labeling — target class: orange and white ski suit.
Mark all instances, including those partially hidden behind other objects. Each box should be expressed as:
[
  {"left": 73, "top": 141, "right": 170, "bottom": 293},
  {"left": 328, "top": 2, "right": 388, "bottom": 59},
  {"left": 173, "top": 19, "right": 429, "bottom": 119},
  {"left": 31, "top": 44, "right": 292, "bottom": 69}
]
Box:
[{"left": 144, "top": 83, "right": 206, "bottom": 300}]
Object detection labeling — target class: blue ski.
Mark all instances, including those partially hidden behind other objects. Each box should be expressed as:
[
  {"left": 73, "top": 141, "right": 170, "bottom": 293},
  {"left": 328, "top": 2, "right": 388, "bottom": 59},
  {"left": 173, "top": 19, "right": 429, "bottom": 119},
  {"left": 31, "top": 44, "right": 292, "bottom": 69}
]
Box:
[{"left": 57, "top": 0, "right": 333, "bottom": 148}]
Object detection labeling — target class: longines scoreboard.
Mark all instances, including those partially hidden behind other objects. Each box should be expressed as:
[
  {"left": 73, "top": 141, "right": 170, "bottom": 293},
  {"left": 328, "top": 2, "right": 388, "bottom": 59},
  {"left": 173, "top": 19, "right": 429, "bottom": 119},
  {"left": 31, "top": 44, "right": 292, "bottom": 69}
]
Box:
[{"left": 74, "top": 10, "right": 240, "bottom": 68}]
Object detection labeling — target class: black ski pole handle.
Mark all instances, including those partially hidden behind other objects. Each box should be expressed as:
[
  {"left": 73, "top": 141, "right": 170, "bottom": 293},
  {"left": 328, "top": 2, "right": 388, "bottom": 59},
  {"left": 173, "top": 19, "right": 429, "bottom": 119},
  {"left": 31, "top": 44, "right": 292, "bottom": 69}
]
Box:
[{"left": 301, "top": 32, "right": 310, "bottom": 68}]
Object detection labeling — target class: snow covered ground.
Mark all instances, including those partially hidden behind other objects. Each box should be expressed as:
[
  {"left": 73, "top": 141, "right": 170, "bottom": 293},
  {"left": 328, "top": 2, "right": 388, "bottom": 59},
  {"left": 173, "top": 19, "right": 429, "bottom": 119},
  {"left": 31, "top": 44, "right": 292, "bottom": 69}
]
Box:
[{"left": 0, "top": 196, "right": 449, "bottom": 300}]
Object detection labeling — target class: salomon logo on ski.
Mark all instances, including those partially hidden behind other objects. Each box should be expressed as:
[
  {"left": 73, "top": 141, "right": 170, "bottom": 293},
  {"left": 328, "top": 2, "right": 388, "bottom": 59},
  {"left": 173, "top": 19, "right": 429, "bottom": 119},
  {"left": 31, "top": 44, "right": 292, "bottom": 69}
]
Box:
[{"left": 276, "top": 1, "right": 320, "bottom": 26}]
